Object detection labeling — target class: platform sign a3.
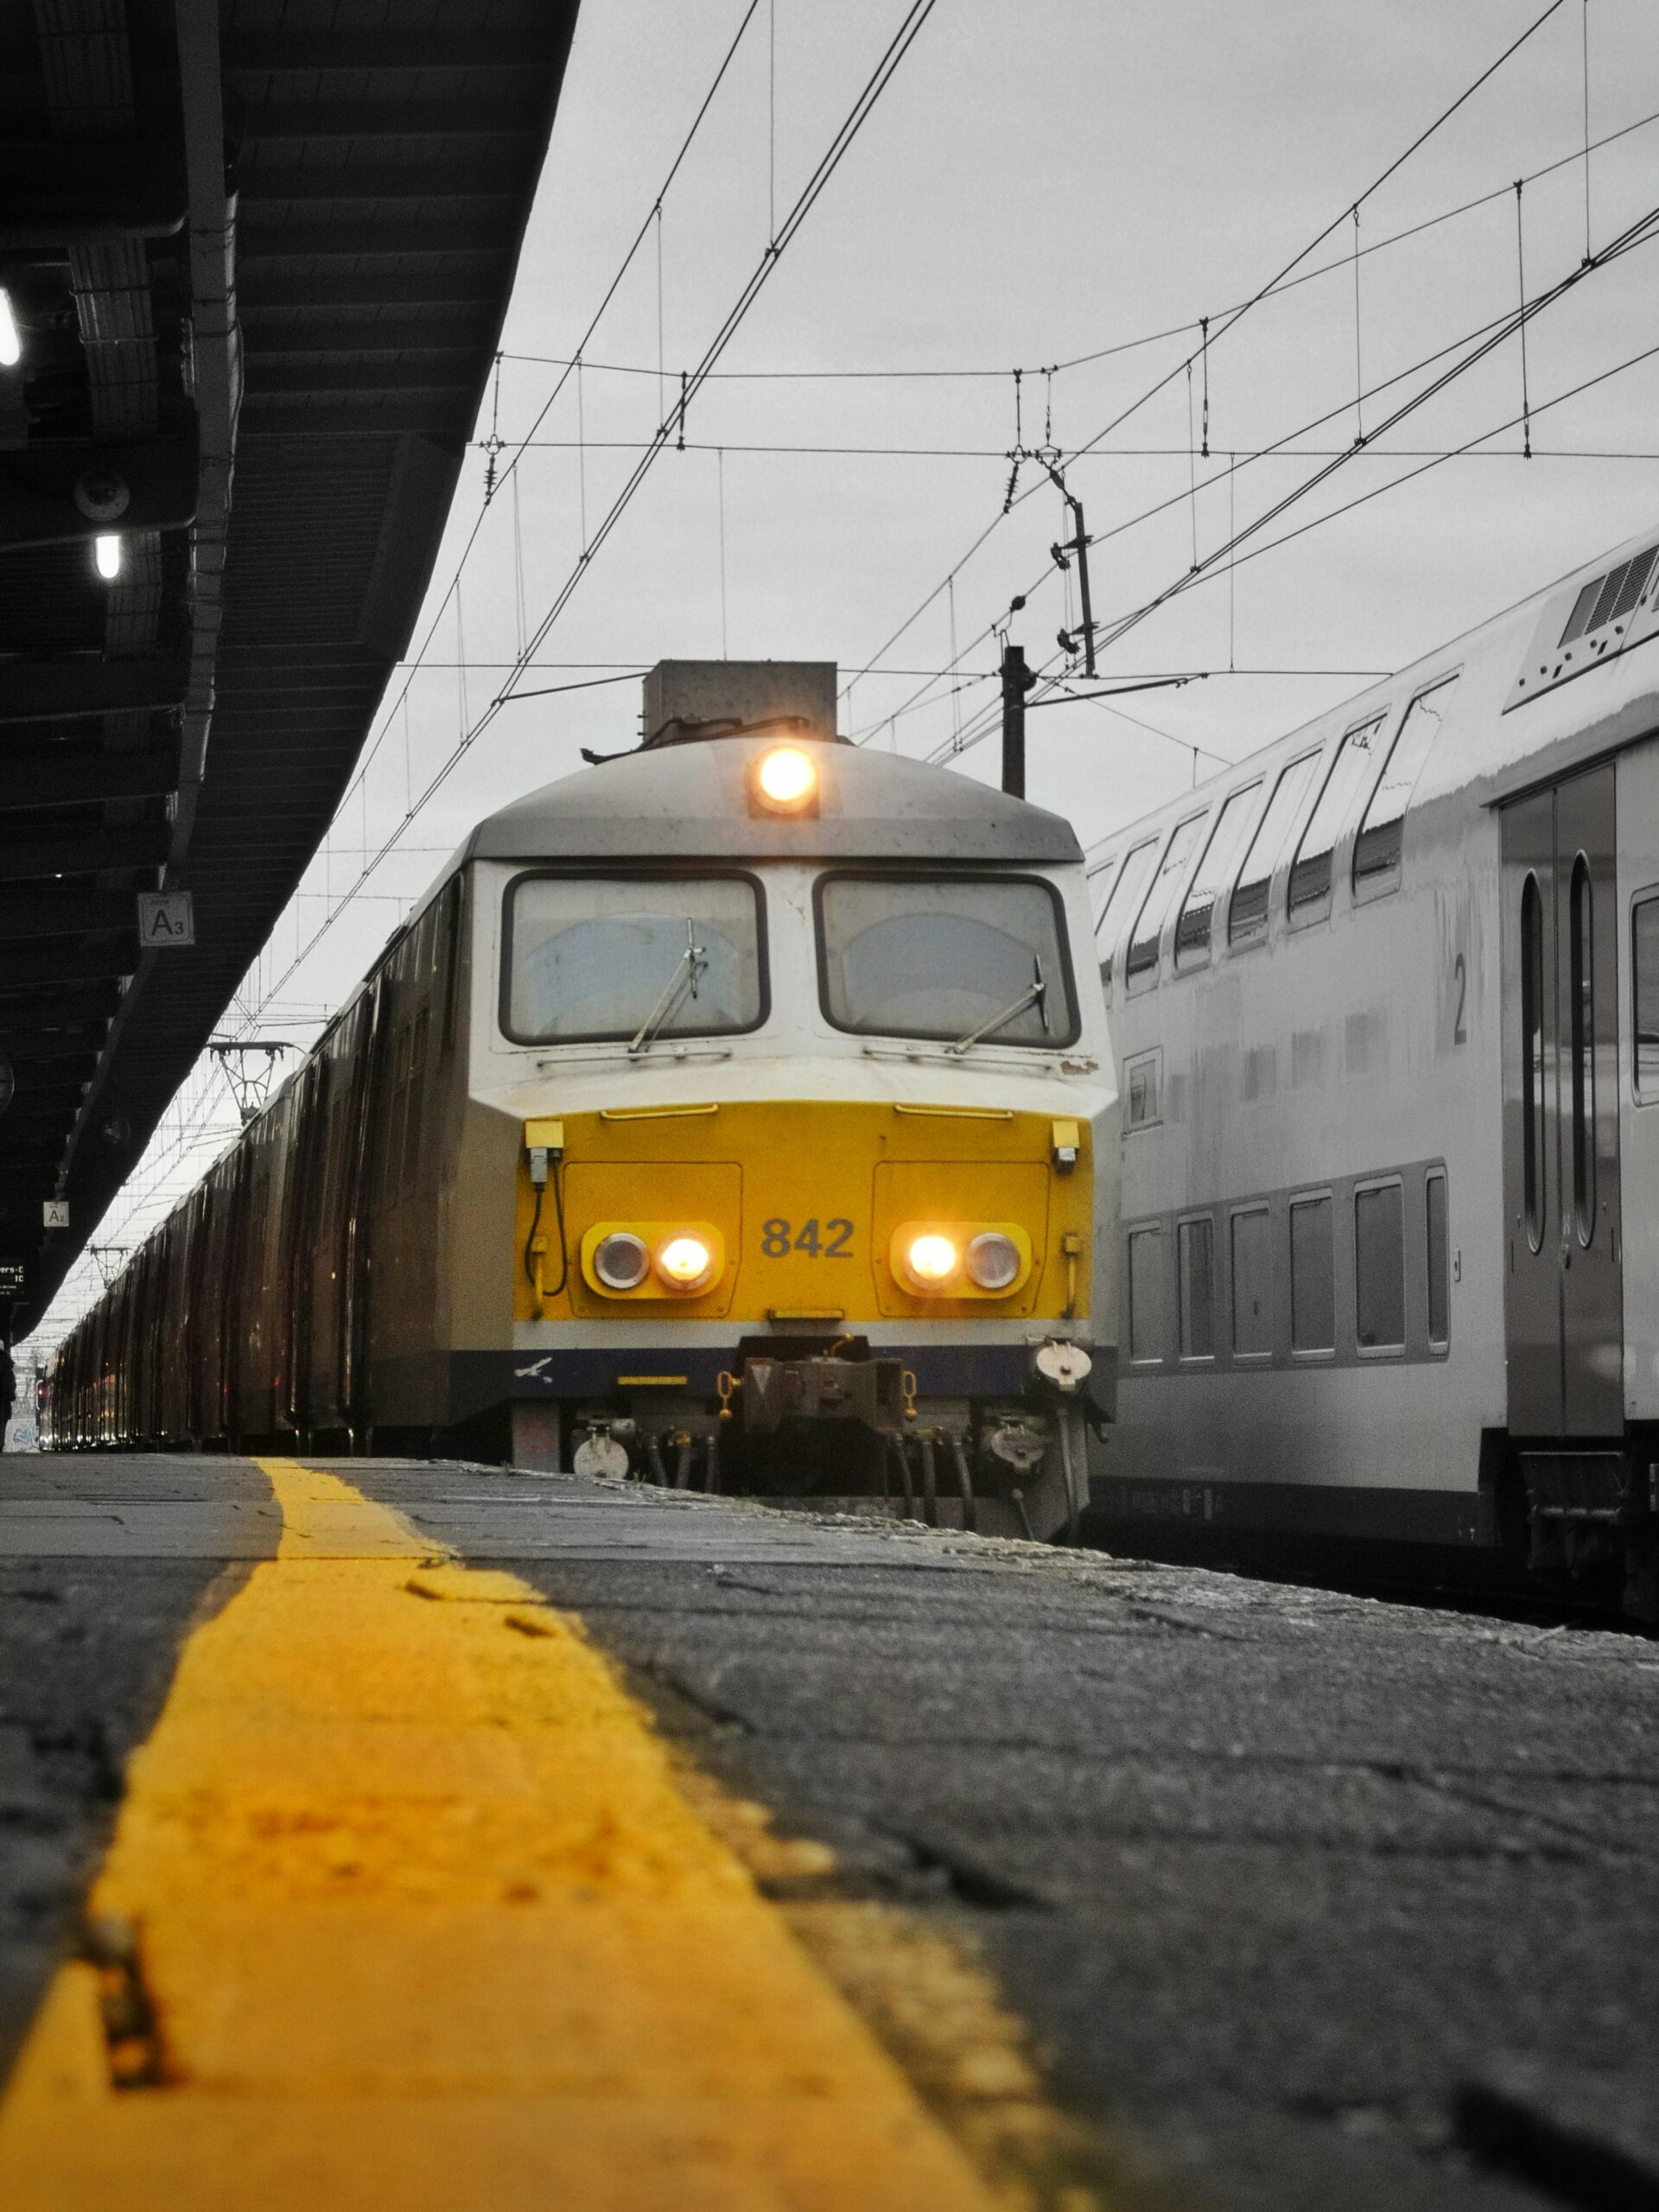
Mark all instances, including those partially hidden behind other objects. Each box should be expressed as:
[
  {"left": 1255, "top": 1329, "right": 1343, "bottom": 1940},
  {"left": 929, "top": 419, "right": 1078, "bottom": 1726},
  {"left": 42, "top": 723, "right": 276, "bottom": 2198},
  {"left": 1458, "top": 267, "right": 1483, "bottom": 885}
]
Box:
[{"left": 137, "top": 890, "right": 194, "bottom": 947}]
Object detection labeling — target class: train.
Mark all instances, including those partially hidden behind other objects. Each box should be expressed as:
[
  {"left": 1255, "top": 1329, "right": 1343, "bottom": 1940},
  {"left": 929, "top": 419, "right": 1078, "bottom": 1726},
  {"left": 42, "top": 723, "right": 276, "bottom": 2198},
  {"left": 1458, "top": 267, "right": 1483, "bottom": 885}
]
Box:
[
  {"left": 41, "top": 661, "right": 1114, "bottom": 1542},
  {"left": 1084, "top": 520, "right": 1659, "bottom": 1618}
]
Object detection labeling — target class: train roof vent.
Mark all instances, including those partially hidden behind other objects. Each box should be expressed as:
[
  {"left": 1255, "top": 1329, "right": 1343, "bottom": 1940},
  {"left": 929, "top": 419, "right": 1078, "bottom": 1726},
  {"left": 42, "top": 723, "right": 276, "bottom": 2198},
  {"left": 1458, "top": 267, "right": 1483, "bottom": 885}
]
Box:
[
  {"left": 1506, "top": 541, "right": 1659, "bottom": 712},
  {"left": 1558, "top": 545, "right": 1658, "bottom": 646}
]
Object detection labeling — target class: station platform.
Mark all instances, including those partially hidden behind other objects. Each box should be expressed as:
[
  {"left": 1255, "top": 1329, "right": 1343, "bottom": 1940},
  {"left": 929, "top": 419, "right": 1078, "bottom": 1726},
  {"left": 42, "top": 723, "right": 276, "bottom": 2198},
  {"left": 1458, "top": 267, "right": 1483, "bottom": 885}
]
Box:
[{"left": 1, "top": 1455, "right": 1655, "bottom": 2211}]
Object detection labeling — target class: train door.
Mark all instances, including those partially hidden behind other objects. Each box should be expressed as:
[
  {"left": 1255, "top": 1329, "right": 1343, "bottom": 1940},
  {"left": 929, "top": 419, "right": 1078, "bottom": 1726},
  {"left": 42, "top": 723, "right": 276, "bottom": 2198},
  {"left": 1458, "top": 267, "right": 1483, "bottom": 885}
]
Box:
[{"left": 1501, "top": 762, "right": 1624, "bottom": 1437}]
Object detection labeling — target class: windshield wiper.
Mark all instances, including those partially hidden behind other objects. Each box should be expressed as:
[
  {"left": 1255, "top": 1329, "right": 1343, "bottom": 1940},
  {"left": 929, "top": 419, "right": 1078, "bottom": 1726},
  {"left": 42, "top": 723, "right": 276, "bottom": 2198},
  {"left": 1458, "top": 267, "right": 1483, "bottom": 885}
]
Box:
[
  {"left": 945, "top": 957, "right": 1049, "bottom": 1055},
  {"left": 628, "top": 919, "right": 707, "bottom": 1055}
]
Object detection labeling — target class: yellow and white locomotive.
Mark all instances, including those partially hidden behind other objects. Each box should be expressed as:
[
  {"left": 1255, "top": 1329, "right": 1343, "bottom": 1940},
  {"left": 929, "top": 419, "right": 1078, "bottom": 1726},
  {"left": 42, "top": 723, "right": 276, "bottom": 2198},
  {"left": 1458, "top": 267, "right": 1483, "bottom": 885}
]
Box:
[{"left": 48, "top": 663, "right": 1116, "bottom": 1540}]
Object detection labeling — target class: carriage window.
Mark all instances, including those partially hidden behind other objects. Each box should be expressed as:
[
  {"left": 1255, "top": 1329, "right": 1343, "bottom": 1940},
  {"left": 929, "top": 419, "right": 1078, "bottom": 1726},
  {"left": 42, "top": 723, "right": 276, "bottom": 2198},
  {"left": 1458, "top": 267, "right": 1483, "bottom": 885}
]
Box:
[
  {"left": 1096, "top": 839, "right": 1159, "bottom": 993},
  {"left": 1176, "top": 783, "right": 1260, "bottom": 965},
  {"left": 1427, "top": 1171, "right": 1450, "bottom": 1349},
  {"left": 439, "top": 874, "right": 464, "bottom": 1057},
  {"left": 504, "top": 873, "right": 766, "bottom": 1045},
  {"left": 1178, "top": 1217, "right": 1214, "bottom": 1359},
  {"left": 1230, "top": 753, "right": 1319, "bottom": 944},
  {"left": 1353, "top": 675, "right": 1459, "bottom": 894},
  {"left": 1522, "top": 872, "right": 1547, "bottom": 1248},
  {"left": 817, "top": 873, "right": 1076, "bottom": 1047},
  {"left": 1570, "top": 856, "right": 1595, "bottom": 1244},
  {"left": 1355, "top": 1181, "right": 1405, "bottom": 1352},
  {"left": 1128, "top": 1228, "right": 1165, "bottom": 1364},
  {"left": 1127, "top": 812, "right": 1206, "bottom": 981},
  {"left": 1288, "top": 718, "right": 1384, "bottom": 917},
  {"left": 1230, "top": 1206, "right": 1273, "bottom": 1357},
  {"left": 1289, "top": 1194, "right": 1334, "bottom": 1353},
  {"left": 1636, "top": 893, "right": 1659, "bottom": 1099}
]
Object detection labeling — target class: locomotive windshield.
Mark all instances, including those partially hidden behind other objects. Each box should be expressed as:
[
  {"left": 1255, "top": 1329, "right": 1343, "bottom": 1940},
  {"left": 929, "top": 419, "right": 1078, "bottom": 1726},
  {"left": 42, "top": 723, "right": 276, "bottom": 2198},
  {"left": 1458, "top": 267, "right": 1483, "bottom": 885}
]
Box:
[
  {"left": 815, "top": 872, "right": 1077, "bottom": 1047},
  {"left": 503, "top": 872, "right": 766, "bottom": 1045}
]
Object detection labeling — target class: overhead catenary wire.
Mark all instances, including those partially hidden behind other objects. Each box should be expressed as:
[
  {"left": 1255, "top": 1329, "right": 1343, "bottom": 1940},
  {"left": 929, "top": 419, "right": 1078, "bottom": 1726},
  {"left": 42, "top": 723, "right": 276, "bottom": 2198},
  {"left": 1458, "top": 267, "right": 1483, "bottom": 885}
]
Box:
[
  {"left": 850, "top": 287, "right": 1563, "bottom": 746},
  {"left": 923, "top": 333, "right": 1659, "bottom": 772},
  {"left": 841, "top": 3, "right": 1605, "bottom": 706},
  {"left": 1516, "top": 179, "right": 1533, "bottom": 456},
  {"left": 238, "top": 0, "right": 944, "bottom": 1029},
  {"left": 299, "top": 0, "right": 766, "bottom": 865},
  {"left": 476, "top": 437, "right": 1659, "bottom": 462},
  {"left": 1095, "top": 200, "right": 1659, "bottom": 658},
  {"left": 490, "top": 95, "right": 1659, "bottom": 394},
  {"left": 855, "top": 192, "right": 1659, "bottom": 753}
]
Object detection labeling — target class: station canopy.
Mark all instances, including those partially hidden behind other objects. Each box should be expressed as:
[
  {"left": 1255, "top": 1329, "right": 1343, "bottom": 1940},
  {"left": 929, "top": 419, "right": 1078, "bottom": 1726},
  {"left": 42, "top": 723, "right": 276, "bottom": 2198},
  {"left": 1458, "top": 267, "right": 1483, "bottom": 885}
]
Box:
[{"left": 0, "top": 0, "right": 580, "bottom": 1332}]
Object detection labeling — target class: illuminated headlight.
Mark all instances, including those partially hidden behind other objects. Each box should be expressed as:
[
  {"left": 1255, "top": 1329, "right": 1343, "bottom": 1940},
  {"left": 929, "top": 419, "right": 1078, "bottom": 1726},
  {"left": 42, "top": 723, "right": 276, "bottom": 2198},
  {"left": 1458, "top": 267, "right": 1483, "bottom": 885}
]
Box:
[
  {"left": 751, "top": 744, "right": 817, "bottom": 813},
  {"left": 593, "top": 1231, "right": 652, "bottom": 1291},
  {"left": 903, "top": 1232, "right": 959, "bottom": 1290},
  {"left": 655, "top": 1233, "right": 715, "bottom": 1293},
  {"left": 966, "top": 1231, "right": 1021, "bottom": 1292}
]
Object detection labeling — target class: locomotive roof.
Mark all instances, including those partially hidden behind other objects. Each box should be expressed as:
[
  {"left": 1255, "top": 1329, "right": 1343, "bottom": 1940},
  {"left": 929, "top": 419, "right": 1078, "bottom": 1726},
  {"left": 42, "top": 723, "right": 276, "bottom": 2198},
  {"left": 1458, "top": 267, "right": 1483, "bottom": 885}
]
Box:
[{"left": 464, "top": 730, "right": 1082, "bottom": 866}]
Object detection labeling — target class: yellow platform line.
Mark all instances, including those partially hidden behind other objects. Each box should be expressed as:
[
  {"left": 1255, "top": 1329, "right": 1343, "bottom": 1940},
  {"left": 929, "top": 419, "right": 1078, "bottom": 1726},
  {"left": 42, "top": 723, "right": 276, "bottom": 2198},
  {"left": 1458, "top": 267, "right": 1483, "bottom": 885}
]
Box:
[{"left": 0, "top": 1459, "right": 1004, "bottom": 2210}]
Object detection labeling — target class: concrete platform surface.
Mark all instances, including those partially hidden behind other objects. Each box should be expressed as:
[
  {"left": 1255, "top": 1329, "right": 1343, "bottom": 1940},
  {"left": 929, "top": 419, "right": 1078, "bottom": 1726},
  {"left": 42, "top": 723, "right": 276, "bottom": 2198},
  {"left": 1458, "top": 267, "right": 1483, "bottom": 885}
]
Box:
[{"left": 3, "top": 1452, "right": 1656, "bottom": 2211}]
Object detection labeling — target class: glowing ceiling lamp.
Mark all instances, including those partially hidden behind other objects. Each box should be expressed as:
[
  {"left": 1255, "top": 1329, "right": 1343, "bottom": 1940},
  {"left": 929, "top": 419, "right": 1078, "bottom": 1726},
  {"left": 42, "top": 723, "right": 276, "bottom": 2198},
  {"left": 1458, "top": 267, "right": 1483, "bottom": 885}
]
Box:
[
  {"left": 94, "top": 533, "right": 122, "bottom": 581},
  {"left": 0, "top": 289, "right": 20, "bottom": 368}
]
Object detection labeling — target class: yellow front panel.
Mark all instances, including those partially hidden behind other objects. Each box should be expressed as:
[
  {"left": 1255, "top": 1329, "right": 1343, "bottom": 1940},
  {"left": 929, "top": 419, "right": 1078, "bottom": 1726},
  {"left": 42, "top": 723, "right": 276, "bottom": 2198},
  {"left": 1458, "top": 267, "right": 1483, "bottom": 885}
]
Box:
[{"left": 514, "top": 1101, "right": 1092, "bottom": 1325}]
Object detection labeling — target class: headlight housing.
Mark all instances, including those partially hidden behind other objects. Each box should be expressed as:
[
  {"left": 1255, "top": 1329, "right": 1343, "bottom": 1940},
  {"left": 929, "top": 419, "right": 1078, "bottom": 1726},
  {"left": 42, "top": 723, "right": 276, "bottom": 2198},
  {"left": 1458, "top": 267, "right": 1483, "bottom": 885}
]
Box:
[
  {"left": 655, "top": 1232, "right": 715, "bottom": 1292},
  {"left": 593, "top": 1230, "right": 652, "bottom": 1292},
  {"left": 903, "top": 1232, "right": 959, "bottom": 1289},
  {"left": 966, "top": 1231, "right": 1022, "bottom": 1291}
]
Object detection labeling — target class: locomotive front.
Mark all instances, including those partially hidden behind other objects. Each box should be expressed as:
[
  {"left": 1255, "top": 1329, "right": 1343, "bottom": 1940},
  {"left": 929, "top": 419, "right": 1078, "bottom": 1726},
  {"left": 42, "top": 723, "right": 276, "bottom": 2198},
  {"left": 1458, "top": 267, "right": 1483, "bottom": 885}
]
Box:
[{"left": 454, "top": 662, "right": 1116, "bottom": 1541}]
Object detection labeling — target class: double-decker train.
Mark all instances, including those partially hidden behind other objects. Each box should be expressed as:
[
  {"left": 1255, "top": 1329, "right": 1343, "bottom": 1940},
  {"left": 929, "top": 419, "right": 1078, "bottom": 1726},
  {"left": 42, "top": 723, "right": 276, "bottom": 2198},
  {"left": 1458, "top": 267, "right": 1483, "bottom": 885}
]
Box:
[
  {"left": 1086, "top": 523, "right": 1659, "bottom": 1616},
  {"left": 43, "top": 663, "right": 1114, "bottom": 1541}
]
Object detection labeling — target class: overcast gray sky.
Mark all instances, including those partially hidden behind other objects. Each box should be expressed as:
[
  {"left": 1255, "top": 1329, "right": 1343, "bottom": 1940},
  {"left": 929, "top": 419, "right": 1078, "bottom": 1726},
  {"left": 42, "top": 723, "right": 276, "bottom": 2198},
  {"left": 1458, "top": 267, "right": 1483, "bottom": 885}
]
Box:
[{"left": 31, "top": 0, "right": 1659, "bottom": 1350}]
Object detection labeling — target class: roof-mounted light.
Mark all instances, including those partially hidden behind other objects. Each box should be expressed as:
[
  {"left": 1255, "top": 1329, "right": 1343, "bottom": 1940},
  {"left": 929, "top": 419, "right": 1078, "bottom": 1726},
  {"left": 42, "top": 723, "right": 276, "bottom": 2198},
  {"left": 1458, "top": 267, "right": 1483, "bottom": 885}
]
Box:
[
  {"left": 0, "top": 289, "right": 20, "bottom": 369},
  {"left": 93, "top": 533, "right": 122, "bottom": 581},
  {"left": 750, "top": 743, "right": 818, "bottom": 816}
]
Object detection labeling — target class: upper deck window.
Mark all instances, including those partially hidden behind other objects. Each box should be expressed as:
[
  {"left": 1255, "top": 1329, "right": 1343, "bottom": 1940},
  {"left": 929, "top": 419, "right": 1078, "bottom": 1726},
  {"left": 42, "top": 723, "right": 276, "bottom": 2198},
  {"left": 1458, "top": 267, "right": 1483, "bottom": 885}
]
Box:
[
  {"left": 1095, "top": 838, "right": 1159, "bottom": 994},
  {"left": 1176, "top": 782, "right": 1260, "bottom": 966},
  {"left": 816, "top": 871, "right": 1077, "bottom": 1048},
  {"left": 1126, "top": 812, "right": 1207, "bottom": 982},
  {"left": 1229, "top": 751, "right": 1319, "bottom": 945},
  {"left": 1353, "top": 675, "right": 1459, "bottom": 896},
  {"left": 502, "top": 871, "right": 766, "bottom": 1045},
  {"left": 1288, "top": 717, "right": 1384, "bottom": 918}
]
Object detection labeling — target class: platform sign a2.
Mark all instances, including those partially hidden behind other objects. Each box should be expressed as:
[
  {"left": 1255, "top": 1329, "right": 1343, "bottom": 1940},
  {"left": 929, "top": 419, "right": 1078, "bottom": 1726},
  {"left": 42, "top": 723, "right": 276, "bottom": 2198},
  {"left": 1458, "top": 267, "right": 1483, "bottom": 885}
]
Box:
[
  {"left": 137, "top": 890, "right": 194, "bottom": 947},
  {"left": 42, "top": 1201, "right": 69, "bottom": 1230}
]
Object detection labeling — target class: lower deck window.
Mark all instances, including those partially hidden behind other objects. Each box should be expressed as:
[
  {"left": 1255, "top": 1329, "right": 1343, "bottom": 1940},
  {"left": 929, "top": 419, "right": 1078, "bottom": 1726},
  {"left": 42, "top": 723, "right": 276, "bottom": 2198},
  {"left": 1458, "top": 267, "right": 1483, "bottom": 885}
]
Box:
[
  {"left": 1289, "top": 1195, "right": 1334, "bottom": 1353},
  {"left": 1636, "top": 893, "right": 1659, "bottom": 1098},
  {"left": 1178, "top": 1217, "right": 1214, "bottom": 1359},
  {"left": 1355, "top": 1181, "right": 1405, "bottom": 1351},
  {"left": 1427, "top": 1171, "right": 1449, "bottom": 1349},
  {"left": 1230, "top": 1207, "right": 1273, "bottom": 1357},
  {"left": 1128, "top": 1228, "right": 1165, "bottom": 1363}
]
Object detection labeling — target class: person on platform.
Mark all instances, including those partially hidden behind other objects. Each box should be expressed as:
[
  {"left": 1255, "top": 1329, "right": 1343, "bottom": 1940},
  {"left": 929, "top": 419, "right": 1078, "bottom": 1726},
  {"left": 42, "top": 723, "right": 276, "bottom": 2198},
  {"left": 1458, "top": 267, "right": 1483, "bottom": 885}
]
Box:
[{"left": 0, "top": 1337, "right": 14, "bottom": 1448}]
